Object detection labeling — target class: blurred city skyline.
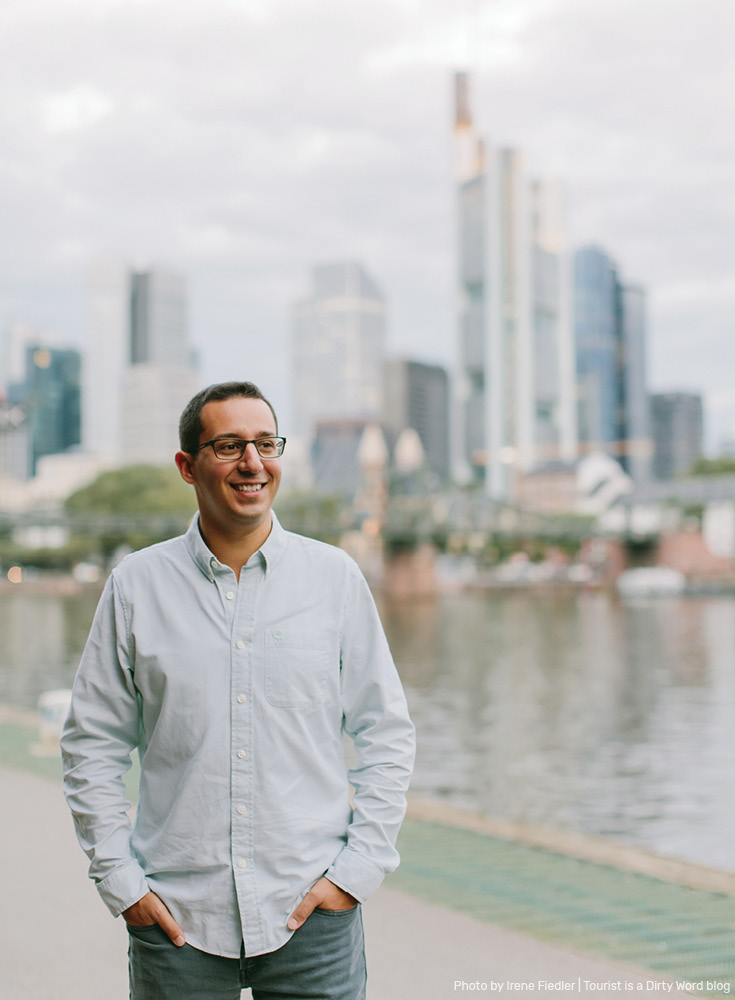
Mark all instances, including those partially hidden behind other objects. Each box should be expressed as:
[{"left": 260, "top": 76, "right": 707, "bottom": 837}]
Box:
[{"left": 1, "top": 0, "right": 732, "bottom": 446}]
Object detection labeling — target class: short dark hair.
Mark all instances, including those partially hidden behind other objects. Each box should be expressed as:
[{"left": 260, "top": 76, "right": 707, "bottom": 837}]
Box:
[{"left": 178, "top": 382, "right": 279, "bottom": 454}]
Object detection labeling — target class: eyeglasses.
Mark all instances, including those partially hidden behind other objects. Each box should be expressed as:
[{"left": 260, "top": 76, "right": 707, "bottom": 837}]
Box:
[{"left": 196, "top": 436, "right": 287, "bottom": 461}]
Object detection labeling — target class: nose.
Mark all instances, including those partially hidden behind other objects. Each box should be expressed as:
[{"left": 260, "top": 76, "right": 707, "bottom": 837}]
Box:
[{"left": 237, "top": 442, "right": 264, "bottom": 471}]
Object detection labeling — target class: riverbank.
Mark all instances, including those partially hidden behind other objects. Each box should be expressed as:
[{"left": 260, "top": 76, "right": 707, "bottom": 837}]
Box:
[
  {"left": 0, "top": 763, "right": 701, "bottom": 1000},
  {"left": 0, "top": 572, "right": 104, "bottom": 596},
  {"left": 2, "top": 708, "right": 733, "bottom": 995},
  {"left": 5, "top": 562, "right": 735, "bottom": 601}
]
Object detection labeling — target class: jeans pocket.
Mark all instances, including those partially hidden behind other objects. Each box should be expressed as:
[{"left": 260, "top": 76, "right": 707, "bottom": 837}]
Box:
[{"left": 313, "top": 904, "right": 359, "bottom": 916}]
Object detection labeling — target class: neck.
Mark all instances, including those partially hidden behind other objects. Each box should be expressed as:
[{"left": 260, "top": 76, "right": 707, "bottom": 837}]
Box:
[{"left": 198, "top": 514, "right": 273, "bottom": 579}]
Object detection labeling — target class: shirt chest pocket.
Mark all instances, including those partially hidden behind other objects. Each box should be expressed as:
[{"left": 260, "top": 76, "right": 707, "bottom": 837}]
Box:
[{"left": 264, "top": 628, "right": 334, "bottom": 710}]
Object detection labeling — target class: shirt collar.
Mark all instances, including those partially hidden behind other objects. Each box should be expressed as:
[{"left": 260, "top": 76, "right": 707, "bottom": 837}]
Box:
[
  {"left": 184, "top": 510, "right": 288, "bottom": 582},
  {"left": 259, "top": 510, "right": 288, "bottom": 573}
]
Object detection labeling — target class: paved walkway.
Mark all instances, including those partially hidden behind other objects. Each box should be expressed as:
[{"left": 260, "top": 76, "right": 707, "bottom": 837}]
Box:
[{"left": 1, "top": 765, "right": 700, "bottom": 999}]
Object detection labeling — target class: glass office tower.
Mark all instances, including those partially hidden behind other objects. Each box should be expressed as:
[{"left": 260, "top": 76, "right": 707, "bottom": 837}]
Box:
[{"left": 454, "top": 72, "right": 577, "bottom": 499}]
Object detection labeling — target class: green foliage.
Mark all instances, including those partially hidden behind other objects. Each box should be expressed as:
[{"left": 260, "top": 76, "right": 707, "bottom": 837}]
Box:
[
  {"left": 682, "top": 504, "right": 704, "bottom": 522},
  {"left": 689, "top": 456, "right": 735, "bottom": 477},
  {"left": 0, "top": 537, "right": 98, "bottom": 572},
  {"left": 275, "top": 491, "right": 345, "bottom": 545},
  {"left": 466, "top": 532, "right": 584, "bottom": 567},
  {"left": 65, "top": 465, "right": 197, "bottom": 515}
]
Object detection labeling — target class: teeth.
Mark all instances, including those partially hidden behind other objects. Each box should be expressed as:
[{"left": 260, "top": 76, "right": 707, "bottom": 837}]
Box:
[{"left": 233, "top": 483, "right": 263, "bottom": 493}]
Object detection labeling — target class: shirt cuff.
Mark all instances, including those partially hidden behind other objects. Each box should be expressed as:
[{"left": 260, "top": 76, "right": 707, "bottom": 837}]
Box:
[
  {"left": 95, "top": 862, "right": 150, "bottom": 918},
  {"left": 325, "top": 847, "right": 388, "bottom": 903}
]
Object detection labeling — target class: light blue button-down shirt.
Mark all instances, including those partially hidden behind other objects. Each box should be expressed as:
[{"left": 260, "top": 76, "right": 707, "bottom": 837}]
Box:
[{"left": 61, "top": 513, "right": 415, "bottom": 958}]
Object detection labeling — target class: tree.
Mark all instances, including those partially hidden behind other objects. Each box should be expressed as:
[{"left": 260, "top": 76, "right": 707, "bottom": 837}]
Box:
[
  {"left": 689, "top": 457, "right": 735, "bottom": 477},
  {"left": 66, "top": 465, "right": 197, "bottom": 515}
]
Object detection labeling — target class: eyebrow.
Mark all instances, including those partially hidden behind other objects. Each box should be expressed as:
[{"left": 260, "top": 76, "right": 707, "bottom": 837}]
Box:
[{"left": 209, "top": 432, "right": 277, "bottom": 441}]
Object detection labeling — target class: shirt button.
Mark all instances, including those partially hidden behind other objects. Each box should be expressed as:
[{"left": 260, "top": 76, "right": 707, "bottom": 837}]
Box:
[
  {"left": 237, "top": 805, "right": 247, "bottom": 815},
  {"left": 237, "top": 749, "right": 247, "bottom": 759},
  {"left": 237, "top": 694, "right": 246, "bottom": 704},
  {"left": 226, "top": 591, "right": 235, "bottom": 600},
  {"left": 238, "top": 859, "right": 248, "bottom": 869},
  {"left": 236, "top": 640, "right": 245, "bottom": 649}
]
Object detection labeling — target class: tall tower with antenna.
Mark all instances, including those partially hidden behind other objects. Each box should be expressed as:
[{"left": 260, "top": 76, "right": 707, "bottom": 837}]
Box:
[{"left": 453, "top": 72, "right": 577, "bottom": 499}]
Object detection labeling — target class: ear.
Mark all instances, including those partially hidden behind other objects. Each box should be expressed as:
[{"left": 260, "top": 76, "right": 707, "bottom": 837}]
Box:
[{"left": 175, "top": 451, "right": 197, "bottom": 485}]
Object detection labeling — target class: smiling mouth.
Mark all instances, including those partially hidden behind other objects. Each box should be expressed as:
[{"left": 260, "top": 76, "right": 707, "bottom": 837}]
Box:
[{"left": 232, "top": 483, "right": 265, "bottom": 493}]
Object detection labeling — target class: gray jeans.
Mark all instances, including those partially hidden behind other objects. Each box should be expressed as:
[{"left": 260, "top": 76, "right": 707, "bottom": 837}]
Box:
[{"left": 127, "top": 906, "right": 366, "bottom": 1000}]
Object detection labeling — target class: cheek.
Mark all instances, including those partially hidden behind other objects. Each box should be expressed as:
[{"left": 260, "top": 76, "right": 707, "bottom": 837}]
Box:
[{"left": 196, "top": 473, "right": 228, "bottom": 498}]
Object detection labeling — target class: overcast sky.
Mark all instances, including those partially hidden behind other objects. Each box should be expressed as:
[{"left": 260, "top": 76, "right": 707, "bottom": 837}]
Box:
[{"left": 1, "top": 0, "right": 733, "bottom": 446}]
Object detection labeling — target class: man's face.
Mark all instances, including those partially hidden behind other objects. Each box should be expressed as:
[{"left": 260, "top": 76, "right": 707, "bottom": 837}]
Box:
[{"left": 176, "top": 396, "right": 282, "bottom": 540}]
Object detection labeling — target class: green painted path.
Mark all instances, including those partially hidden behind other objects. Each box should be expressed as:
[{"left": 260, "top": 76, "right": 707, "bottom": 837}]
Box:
[
  {"left": 3, "top": 711, "right": 734, "bottom": 996},
  {"left": 393, "top": 820, "right": 735, "bottom": 993}
]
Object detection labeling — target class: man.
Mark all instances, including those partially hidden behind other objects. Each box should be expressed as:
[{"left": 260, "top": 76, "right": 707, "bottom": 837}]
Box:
[{"left": 61, "top": 381, "right": 415, "bottom": 1000}]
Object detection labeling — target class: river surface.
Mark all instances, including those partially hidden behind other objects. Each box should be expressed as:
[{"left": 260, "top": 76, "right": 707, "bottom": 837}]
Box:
[{"left": 2, "top": 584, "right": 734, "bottom": 872}]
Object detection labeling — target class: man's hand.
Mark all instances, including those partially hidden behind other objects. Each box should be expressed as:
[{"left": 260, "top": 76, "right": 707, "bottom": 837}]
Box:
[
  {"left": 287, "top": 877, "right": 358, "bottom": 930},
  {"left": 122, "top": 891, "right": 186, "bottom": 947}
]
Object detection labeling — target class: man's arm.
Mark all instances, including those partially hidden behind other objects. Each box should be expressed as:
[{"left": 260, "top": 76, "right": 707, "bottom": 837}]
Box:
[
  {"left": 61, "top": 575, "right": 176, "bottom": 932},
  {"left": 289, "top": 561, "right": 415, "bottom": 929}
]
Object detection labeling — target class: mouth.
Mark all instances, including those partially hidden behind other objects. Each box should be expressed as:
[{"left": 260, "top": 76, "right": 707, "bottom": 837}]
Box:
[{"left": 231, "top": 482, "right": 265, "bottom": 493}]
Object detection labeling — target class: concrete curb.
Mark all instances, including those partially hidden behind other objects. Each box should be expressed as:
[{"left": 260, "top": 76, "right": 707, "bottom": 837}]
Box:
[{"left": 407, "top": 796, "right": 735, "bottom": 898}]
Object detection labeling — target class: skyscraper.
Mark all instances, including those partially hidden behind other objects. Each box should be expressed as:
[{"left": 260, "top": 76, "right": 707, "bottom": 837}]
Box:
[
  {"left": 1, "top": 323, "right": 41, "bottom": 391},
  {"left": 4, "top": 343, "right": 82, "bottom": 477},
  {"left": 650, "top": 392, "right": 703, "bottom": 480},
  {"left": 0, "top": 401, "right": 30, "bottom": 481},
  {"left": 573, "top": 246, "right": 652, "bottom": 479},
  {"left": 85, "top": 262, "right": 130, "bottom": 464},
  {"left": 85, "top": 264, "right": 198, "bottom": 465},
  {"left": 382, "top": 358, "right": 450, "bottom": 480},
  {"left": 129, "top": 270, "right": 191, "bottom": 368},
  {"left": 23, "top": 346, "right": 82, "bottom": 474},
  {"left": 291, "top": 261, "right": 385, "bottom": 454},
  {"left": 454, "top": 72, "right": 577, "bottom": 499},
  {"left": 618, "top": 283, "right": 651, "bottom": 481}
]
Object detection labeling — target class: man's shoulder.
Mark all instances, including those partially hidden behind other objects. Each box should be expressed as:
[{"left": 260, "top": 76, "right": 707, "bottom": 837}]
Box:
[
  {"left": 282, "top": 527, "right": 353, "bottom": 561},
  {"left": 280, "top": 527, "right": 358, "bottom": 574},
  {"left": 111, "top": 532, "right": 189, "bottom": 584}
]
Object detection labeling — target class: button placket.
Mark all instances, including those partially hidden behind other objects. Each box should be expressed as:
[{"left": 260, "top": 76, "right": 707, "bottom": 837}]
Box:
[{"left": 230, "top": 564, "right": 262, "bottom": 897}]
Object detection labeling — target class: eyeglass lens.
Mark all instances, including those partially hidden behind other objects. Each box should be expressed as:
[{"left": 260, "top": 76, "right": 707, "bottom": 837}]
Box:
[{"left": 212, "top": 438, "right": 284, "bottom": 459}]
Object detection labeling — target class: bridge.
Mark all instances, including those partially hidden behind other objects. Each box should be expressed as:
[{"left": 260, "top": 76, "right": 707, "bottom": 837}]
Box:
[
  {"left": 0, "top": 494, "right": 596, "bottom": 550},
  {"left": 3, "top": 475, "right": 735, "bottom": 557}
]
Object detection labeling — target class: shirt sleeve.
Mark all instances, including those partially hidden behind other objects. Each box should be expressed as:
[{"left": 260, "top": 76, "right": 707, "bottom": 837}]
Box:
[
  {"left": 325, "top": 562, "right": 416, "bottom": 901},
  {"left": 60, "top": 573, "right": 150, "bottom": 917}
]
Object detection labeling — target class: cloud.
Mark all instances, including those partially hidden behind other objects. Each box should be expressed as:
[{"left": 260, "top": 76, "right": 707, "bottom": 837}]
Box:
[
  {"left": 0, "top": 0, "right": 732, "bottom": 437},
  {"left": 40, "top": 86, "right": 116, "bottom": 134}
]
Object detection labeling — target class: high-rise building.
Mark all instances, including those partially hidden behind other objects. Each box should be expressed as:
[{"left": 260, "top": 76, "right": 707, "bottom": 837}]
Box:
[
  {"left": 2, "top": 324, "right": 83, "bottom": 480},
  {"left": 5, "top": 345, "right": 82, "bottom": 476},
  {"left": 309, "top": 418, "right": 389, "bottom": 515},
  {"left": 291, "top": 262, "right": 385, "bottom": 452},
  {"left": 618, "top": 284, "right": 651, "bottom": 481},
  {"left": 22, "top": 346, "right": 82, "bottom": 474},
  {"left": 129, "top": 270, "right": 191, "bottom": 368},
  {"left": 85, "top": 263, "right": 130, "bottom": 464},
  {"left": 382, "top": 358, "right": 450, "bottom": 480},
  {"left": 574, "top": 247, "right": 619, "bottom": 448},
  {"left": 650, "top": 392, "right": 703, "bottom": 481},
  {"left": 121, "top": 364, "right": 199, "bottom": 467},
  {"left": 0, "top": 402, "right": 30, "bottom": 482},
  {"left": 85, "top": 264, "right": 198, "bottom": 465},
  {"left": 573, "top": 246, "right": 652, "bottom": 479},
  {"left": 453, "top": 72, "right": 577, "bottom": 499},
  {"left": 1, "top": 323, "right": 42, "bottom": 391}
]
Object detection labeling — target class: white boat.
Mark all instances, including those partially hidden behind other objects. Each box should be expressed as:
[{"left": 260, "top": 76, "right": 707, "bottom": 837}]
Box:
[{"left": 616, "top": 567, "right": 686, "bottom": 597}]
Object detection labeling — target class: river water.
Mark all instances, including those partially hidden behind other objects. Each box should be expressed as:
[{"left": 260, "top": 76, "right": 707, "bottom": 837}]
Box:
[{"left": 2, "top": 584, "right": 734, "bottom": 872}]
